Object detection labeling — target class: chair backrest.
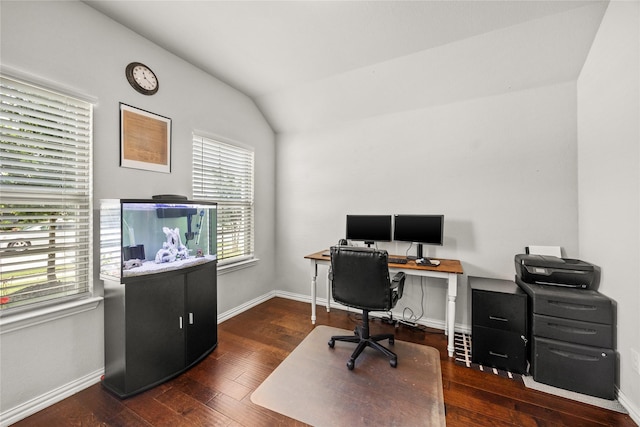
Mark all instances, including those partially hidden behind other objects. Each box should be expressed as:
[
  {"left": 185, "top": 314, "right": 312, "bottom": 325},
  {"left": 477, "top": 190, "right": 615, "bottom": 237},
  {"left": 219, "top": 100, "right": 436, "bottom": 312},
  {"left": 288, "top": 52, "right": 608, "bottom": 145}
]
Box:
[{"left": 330, "top": 246, "right": 392, "bottom": 311}]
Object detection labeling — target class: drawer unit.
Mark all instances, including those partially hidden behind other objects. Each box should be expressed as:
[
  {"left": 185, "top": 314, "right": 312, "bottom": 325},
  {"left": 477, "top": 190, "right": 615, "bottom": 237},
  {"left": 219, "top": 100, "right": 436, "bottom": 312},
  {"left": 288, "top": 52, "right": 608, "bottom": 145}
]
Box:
[
  {"left": 472, "top": 289, "right": 527, "bottom": 333},
  {"left": 532, "top": 337, "right": 615, "bottom": 400},
  {"left": 517, "top": 278, "right": 616, "bottom": 400},
  {"left": 533, "top": 313, "right": 613, "bottom": 348},
  {"left": 470, "top": 277, "right": 528, "bottom": 374},
  {"left": 472, "top": 326, "right": 528, "bottom": 373},
  {"left": 517, "top": 279, "right": 613, "bottom": 324}
]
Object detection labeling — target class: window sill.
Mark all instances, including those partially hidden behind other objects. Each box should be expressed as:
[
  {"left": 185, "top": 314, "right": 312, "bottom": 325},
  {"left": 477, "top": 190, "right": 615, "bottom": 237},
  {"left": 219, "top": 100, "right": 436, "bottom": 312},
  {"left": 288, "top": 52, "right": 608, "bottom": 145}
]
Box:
[
  {"left": 0, "top": 296, "right": 103, "bottom": 335},
  {"left": 217, "top": 257, "right": 259, "bottom": 275}
]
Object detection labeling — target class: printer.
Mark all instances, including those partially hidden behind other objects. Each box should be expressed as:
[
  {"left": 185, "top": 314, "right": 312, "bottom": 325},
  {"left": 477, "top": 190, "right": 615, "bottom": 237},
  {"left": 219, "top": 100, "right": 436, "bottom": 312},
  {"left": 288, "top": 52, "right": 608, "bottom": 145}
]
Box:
[{"left": 514, "top": 254, "right": 597, "bottom": 289}]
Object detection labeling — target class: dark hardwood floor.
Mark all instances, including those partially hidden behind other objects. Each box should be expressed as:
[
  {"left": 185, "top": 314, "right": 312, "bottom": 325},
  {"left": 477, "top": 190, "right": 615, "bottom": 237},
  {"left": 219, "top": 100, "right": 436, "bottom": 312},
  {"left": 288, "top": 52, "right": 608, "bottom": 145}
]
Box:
[{"left": 14, "top": 297, "right": 636, "bottom": 426}]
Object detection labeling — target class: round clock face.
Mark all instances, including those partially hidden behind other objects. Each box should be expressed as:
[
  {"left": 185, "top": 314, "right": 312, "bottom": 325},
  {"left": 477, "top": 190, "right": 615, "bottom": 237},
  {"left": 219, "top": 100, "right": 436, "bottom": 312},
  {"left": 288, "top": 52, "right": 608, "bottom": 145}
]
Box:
[{"left": 125, "top": 62, "right": 159, "bottom": 95}]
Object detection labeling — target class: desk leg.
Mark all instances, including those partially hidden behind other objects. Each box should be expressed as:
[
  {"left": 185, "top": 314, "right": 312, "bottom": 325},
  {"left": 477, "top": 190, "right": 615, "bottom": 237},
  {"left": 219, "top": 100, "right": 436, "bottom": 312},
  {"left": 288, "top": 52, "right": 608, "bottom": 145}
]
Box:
[
  {"left": 310, "top": 260, "right": 318, "bottom": 324},
  {"left": 446, "top": 273, "right": 458, "bottom": 357},
  {"left": 326, "top": 268, "right": 331, "bottom": 312}
]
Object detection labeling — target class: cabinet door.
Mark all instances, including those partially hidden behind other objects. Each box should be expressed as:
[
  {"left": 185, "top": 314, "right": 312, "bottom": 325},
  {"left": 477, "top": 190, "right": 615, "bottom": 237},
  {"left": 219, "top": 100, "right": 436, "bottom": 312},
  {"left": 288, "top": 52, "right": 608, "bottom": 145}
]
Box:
[
  {"left": 185, "top": 262, "right": 218, "bottom": 365},
  {"left": 126, "top": 275, "right": 185, "bottom": 394}
]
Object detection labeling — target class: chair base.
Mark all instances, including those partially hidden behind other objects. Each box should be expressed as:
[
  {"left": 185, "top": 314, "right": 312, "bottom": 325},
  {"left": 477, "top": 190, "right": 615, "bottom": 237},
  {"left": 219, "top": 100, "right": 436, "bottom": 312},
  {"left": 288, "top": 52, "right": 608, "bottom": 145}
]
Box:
[{"left": 327, "top": 311, "right": 398, "bottom": 370}]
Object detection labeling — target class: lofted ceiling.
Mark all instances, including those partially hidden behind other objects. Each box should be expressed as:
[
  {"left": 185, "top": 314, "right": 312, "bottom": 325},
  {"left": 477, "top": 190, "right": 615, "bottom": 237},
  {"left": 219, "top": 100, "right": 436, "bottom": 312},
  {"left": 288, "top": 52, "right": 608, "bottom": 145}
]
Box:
[{"left": 84, "top": 0, "right": 608, "bottom": 133}]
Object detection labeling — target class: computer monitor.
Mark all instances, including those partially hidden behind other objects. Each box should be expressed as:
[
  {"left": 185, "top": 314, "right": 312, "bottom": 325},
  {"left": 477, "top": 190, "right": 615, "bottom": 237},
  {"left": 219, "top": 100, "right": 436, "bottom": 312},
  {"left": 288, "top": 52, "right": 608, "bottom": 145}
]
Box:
[
  {"left": 393, "top": 214, "right": 444, "bottom": 259},
  {"left": 345, "top": 215, "right": 392, "bottom": 247}
]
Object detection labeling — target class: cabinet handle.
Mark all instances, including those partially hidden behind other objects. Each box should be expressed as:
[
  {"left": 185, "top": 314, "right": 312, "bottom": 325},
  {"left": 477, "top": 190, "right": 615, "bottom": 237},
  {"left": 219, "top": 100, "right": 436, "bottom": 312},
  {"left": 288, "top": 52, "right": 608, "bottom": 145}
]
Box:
[
  {"left": 489, "top": 351, "right": 509, "bottom": 359},
  {"left": 489, "top": 316, "right": 508, "bottom": 322},
  {"left": 189, "top": 312, "right": 194, "bottom": 325},
  {"left": 179, "top": 316, "right": 183, "bottom": 329}
]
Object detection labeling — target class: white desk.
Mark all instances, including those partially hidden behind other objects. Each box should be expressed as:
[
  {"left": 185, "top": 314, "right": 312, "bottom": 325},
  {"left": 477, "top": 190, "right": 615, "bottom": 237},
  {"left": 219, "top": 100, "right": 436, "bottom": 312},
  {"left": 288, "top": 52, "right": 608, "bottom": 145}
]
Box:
[{"left": 305, "top": 250, "right": 464, "bottom": 357}]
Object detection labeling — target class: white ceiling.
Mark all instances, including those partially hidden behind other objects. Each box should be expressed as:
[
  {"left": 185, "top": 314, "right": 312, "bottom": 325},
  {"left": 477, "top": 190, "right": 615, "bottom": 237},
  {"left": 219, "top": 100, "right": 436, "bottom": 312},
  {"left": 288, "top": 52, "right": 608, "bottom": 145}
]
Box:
[{"left": 84, "top": 0, "right": 608, "bottom": 133}]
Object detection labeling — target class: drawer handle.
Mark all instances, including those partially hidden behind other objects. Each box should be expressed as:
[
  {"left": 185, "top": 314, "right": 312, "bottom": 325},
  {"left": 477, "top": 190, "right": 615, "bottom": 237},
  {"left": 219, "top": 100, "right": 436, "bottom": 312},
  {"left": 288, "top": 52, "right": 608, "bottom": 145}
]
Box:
[
  {"left": 489, "top": 316, "right": 508, "bottom": 322},
  {"left": 548, "top": 300, "right": 596, "bottom": 311},
  {"left": 489, "top": 351, "right": 509, "bottom": 359},
  {"left": 548, "top": 322, "right": 596, "bottom": 335},
  {"left": 549, "top": 347, "right": 600, "bottom": 361}
]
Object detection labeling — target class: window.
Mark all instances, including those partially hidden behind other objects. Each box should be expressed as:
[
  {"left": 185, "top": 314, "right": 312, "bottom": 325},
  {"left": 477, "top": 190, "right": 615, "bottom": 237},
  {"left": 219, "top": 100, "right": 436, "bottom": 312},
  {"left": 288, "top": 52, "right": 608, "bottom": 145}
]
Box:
[
  {"left": 193, "top": 135, "right": 254, "bottom": 264},
  {"left": 0, "top": 75, "right": 93, "bottom": 313}
]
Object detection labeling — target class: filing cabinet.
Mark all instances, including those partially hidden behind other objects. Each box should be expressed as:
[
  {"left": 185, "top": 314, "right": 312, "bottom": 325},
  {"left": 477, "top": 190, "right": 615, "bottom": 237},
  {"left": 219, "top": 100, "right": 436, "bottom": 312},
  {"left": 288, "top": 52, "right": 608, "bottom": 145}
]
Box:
[
  {"left": 517, "top": 279, "right": 615, "bottom": 400},
  {"left": 470, "top": 277, "right": 528, "bottom": 374}
]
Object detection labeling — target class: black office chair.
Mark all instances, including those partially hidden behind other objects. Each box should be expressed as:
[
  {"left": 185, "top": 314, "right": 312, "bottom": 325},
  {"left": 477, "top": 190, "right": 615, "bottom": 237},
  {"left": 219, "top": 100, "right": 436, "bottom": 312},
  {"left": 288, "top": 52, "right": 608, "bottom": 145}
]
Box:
[{"left": 327, "top": 246, "right": 406, "bottom": 370}]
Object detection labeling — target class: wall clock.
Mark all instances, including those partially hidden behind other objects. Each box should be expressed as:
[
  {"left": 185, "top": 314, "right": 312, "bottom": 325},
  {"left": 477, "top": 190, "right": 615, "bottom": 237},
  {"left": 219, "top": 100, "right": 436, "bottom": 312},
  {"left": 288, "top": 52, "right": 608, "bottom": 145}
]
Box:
[{"left": 125, "top": 62, "right": 159, "bottom": 95}]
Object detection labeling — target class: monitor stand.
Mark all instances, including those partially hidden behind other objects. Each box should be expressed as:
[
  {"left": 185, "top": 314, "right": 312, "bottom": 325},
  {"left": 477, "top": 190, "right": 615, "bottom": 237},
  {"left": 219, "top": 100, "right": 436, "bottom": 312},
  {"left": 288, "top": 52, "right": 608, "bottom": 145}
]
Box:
[
  {"left": 364, "top": 241, "right": 374, "bottom": 248},
  {"left": 408, "top": 244, "right": 429, "bottom": 261}
]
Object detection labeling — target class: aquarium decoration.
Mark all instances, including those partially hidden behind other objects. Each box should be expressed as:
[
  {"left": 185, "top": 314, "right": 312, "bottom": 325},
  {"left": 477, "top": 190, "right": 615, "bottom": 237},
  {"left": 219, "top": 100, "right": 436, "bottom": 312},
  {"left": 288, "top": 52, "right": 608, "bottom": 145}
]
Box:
[
  {"left": 123, "top": 259, "right": 144, "bottom": 270},
  {"left": 155, "top": 226, "right": 189, "bottom": 263}
]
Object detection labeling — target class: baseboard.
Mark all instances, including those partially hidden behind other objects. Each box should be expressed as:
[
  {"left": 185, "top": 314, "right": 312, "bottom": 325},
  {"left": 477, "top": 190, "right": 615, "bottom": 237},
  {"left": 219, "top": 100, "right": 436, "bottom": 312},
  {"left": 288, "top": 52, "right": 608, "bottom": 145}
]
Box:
[
  {"left": 0, "top": 368, "right": 104, "bottom": 427},
  {"left": 216, "top": 290, "right": 313, "bottom": 323},
  {"left": 272, "top": 291, "right": 472, "bottom": 335},
  {"left": 217, "top": 290, "right": 276, "bottom": 323},
  {"left": 617, "top": 389, "right": 640, "bottom": 425}
]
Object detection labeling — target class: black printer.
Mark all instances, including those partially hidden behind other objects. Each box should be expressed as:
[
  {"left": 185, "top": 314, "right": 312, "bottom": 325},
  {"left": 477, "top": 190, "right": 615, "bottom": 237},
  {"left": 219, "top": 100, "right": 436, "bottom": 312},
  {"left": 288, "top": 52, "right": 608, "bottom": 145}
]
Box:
[{"left": 514, "top": 254, "right": 596, "bottom": 289}]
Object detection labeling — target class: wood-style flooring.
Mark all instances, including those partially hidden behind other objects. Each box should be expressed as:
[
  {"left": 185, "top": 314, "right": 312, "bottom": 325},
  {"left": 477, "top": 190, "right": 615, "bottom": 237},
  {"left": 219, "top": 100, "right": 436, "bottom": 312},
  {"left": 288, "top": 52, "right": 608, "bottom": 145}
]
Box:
[{"left": 13, "top": 297, "right": 636, "bottom": 426}]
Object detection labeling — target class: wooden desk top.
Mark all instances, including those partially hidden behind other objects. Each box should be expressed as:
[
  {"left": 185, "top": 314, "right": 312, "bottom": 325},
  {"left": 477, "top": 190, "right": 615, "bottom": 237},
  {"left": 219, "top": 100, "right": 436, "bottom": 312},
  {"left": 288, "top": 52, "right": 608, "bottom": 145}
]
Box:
[{"left": 305, "top": 249, "right": 463, "bottom": 275}]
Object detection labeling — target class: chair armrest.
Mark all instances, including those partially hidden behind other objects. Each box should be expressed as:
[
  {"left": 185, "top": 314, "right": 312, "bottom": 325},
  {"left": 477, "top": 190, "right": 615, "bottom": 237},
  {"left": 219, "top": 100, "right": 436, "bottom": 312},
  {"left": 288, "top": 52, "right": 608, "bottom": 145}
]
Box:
[{"left": 391, "top": 272, "right": 406, "bottom": 299}]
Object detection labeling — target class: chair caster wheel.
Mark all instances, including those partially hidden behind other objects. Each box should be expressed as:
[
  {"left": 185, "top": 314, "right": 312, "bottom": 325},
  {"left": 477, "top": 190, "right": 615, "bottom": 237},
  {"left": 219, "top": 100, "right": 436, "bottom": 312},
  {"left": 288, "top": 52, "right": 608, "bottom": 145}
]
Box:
[
  {"left": 390, "top": 358, "right": 397, "bottom": 368},
  {"left": 328, "top": 339, "right": 335, "bottom": 348},
  {"left": 389, "top": 337, "right": 394, "bottom": 345},
  {"left": 347, "top": 359, "right": 355, "bottom": 370}
]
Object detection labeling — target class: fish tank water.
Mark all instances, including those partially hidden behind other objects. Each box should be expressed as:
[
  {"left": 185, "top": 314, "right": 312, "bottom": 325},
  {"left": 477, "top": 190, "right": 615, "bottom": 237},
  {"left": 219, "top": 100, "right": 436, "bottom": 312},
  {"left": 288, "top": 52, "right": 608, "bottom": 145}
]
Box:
[{"left": 100, "top": 198, "right": 217, "bottom": 281}]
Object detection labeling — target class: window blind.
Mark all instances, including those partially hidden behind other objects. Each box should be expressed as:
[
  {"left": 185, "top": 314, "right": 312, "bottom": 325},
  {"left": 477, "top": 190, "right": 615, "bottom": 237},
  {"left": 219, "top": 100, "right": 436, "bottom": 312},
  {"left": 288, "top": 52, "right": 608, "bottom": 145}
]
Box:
[
  {"left": 0, "top": 75, "right": 93, "bottom": 312},
  {"left": 193, "top": 135, "right": 254, "bottom": 262}
]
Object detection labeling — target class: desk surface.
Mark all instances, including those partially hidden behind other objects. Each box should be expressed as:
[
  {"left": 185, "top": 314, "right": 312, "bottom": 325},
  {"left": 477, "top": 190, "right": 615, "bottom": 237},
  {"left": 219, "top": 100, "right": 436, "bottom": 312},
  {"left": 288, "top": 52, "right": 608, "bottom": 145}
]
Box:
[{"left": 304, "top": 250, "right": 463, "bottom": 275}]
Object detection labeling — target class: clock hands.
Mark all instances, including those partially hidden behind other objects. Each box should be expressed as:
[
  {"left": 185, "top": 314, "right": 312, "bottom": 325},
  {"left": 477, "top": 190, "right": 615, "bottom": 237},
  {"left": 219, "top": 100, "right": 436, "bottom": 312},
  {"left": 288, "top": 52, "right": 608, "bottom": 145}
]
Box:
[{"left": 141, "top": 71, "right": 156, "bottom": 86}]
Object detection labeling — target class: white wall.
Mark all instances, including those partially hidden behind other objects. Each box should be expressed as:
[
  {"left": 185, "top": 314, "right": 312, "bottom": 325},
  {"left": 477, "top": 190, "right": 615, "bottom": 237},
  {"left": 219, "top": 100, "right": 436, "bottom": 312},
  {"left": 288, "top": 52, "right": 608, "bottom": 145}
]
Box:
[
  {"left": 276, "top": 81, "right": 580, "bottom": 329},
  {"left": 577, "top": 0, "right": 640, "bottom": 419},
  {"left": 0, "top": 0, "right": 275, "bottom": 421}
]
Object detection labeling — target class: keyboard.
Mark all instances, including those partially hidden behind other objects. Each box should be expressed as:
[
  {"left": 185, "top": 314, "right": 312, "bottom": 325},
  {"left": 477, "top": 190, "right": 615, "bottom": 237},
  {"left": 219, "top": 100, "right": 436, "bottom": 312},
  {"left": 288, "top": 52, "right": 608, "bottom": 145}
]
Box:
[{"left": 388, "top": 257, "right": 408, "bottom": 264}]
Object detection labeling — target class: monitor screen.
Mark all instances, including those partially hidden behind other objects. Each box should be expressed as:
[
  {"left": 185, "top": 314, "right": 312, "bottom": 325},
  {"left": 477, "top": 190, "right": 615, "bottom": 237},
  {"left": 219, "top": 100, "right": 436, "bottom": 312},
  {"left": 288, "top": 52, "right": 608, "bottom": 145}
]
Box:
[
  {"left": 345, "top": 215, "right": 392, "bottom": 244},
  {"left": 393, "top": 214, "right": 444, "bottom": 246}
]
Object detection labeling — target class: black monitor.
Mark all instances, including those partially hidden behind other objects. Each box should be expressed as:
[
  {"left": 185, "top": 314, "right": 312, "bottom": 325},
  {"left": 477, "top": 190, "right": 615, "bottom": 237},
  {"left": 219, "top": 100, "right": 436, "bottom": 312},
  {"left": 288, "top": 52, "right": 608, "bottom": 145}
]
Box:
[
  {"left": 393, "top": 214, "right": 444, "bottom": 259},
  {"left": 345, "top": 215, "right": 392, "bottom": 247}
]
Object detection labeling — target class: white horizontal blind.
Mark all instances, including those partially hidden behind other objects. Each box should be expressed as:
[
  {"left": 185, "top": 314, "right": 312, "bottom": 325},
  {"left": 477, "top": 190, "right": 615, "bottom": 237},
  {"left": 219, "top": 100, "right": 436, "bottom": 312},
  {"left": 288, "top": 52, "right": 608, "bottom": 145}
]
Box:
[
  {"left": 193, "top": 135, "right": 254, "bottom": 262},
  {"left": 0, "top": 75, "right": 92, "bottom": 312}
]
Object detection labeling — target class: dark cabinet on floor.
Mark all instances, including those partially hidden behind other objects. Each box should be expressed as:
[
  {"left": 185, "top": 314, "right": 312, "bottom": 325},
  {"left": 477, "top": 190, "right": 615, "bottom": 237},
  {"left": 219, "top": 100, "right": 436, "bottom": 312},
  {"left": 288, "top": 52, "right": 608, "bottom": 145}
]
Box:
[
  {"left": 517, "top": 279, "right": 615, "bottom": 400},
  {"left": 470, "top": 277, "right": 528, "bottom": 374},
  {"left": 103, "top": 261, "right": 217, "bottom": 398}
]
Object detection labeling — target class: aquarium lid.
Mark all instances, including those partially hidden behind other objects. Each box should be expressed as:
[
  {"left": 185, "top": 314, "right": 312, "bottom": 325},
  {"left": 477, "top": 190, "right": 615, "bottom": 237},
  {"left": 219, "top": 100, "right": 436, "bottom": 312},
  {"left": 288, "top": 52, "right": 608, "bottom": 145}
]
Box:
[{"left": 152, "top": 194, "right": 188, "bottom": 200}]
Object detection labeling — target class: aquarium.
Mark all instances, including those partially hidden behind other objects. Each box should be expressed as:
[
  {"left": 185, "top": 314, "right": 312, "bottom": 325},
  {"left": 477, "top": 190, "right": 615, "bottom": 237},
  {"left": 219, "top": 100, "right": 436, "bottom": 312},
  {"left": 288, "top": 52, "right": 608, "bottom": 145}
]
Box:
[{"left": 100, "top": 198, "right": 217, "bottom": 281}]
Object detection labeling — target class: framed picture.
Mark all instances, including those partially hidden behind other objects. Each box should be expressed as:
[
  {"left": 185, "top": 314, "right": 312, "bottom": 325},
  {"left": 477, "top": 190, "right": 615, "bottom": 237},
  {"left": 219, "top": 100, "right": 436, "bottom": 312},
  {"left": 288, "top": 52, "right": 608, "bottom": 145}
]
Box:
[{"left": 120, "top": 103, "right": 171, "bottom": 173}]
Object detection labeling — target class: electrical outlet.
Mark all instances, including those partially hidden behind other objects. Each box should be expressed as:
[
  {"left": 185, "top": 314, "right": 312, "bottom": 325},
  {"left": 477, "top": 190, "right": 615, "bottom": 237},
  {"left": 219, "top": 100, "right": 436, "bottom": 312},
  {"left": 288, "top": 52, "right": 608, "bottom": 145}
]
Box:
[{"left": 632, "top": 348, "right": 640, "bottom": 375}]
